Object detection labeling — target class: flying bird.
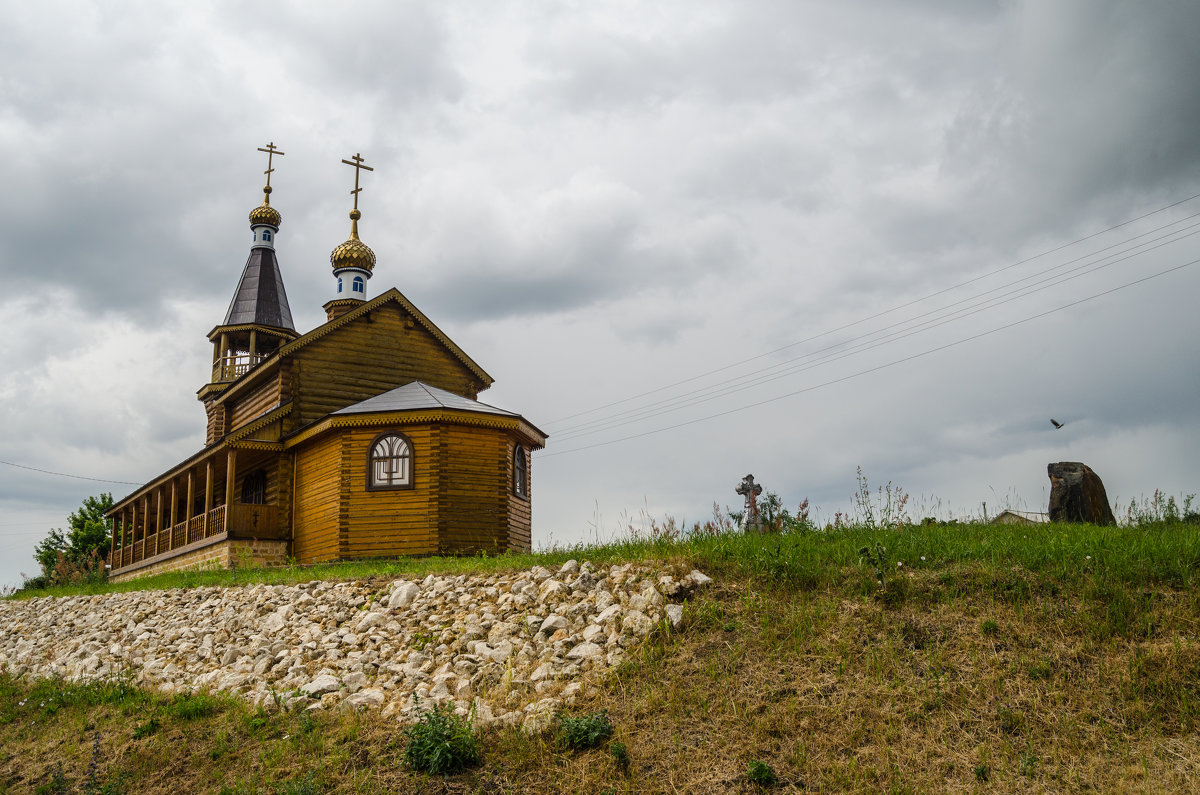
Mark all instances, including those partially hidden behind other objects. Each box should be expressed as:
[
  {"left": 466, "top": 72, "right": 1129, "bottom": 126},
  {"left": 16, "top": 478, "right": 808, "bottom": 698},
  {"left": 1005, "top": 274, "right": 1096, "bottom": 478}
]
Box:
[{"left": 1050, "top": 419, "right": 1064, "bottom": 429}]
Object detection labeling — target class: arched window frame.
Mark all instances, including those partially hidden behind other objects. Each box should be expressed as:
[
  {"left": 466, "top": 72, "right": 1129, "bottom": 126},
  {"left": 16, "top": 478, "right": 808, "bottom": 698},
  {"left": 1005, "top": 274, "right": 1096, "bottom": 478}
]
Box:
[
  {"left": 352, "top": 275, "right": 365, "bottom": 293},
  {"left": 513, "top": 443, "right": 529, "bottom": 500},
  {"left": 367, "top": 431, "right": 414, "bottom": 491}
]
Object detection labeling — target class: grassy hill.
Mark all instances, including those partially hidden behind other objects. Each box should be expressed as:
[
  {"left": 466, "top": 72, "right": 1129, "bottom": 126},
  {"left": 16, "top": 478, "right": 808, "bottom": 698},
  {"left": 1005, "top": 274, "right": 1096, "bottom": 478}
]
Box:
[{"left": 3, "top": 517, "right": 1199, "bottom": 793}]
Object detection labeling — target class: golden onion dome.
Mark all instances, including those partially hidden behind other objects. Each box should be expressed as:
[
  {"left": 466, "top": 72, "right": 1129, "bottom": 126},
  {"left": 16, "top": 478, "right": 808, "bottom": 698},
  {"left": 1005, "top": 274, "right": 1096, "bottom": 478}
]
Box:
[
  {"left": 249, "top": 185, "right": 282, "bottom": 227},
  {"left": 330, "top": 209, "right": 376, "bottom": 272}
]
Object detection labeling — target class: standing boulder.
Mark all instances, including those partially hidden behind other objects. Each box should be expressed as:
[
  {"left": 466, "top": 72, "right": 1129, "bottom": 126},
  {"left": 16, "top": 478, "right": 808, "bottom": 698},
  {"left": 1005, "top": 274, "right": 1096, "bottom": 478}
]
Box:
[{"left": 1047, "top": 462, "right": 1117, "bottom": 525}]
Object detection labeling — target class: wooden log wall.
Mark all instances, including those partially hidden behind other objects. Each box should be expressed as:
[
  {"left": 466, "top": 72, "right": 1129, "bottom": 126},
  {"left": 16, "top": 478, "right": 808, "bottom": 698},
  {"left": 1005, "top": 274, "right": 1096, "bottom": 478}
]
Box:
[
  {"left": 204, "top": 400, "right": 227, "bottom": 446},
  {"left": 228, "top": 375, "right": 283, "bottom": 431},
  {"left": 292, "top": 433, "right": 342, "bottom": 563},
  {"left": 293, "top": 305, "right": 481, "bottom": 430},
  {"left": 436, "top": 426, "right": 510, "bottom": 554},
  {"left": 507, "top": 440, "right": 533, "bottom": 551}
]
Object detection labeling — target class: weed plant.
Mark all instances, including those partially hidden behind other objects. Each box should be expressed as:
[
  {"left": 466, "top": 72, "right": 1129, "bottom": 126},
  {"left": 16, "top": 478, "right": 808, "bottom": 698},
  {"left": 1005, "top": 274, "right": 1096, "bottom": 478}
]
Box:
[
  {"left": 747, "top": 759, "right": 778, "bottom": 787},
  {"left": 403, "top": 701, "right": 480, "bottom": 775},
  {"left": 555, "top": 710, "right": 614, "bottom": 750}
]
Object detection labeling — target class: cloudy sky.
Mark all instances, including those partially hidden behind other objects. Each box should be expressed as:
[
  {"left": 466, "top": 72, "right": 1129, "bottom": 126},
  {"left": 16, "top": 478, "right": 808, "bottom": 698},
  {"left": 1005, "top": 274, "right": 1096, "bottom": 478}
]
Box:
[{"left": 2, "top": 1, "right": 1198, "bottom": 588}]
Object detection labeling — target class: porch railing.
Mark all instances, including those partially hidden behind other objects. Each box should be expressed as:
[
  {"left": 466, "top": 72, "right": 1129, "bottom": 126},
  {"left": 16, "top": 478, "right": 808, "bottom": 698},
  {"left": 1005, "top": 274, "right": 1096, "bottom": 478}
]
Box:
[{"left": 112, "top": 503, "right": 281, "bottom": 571}]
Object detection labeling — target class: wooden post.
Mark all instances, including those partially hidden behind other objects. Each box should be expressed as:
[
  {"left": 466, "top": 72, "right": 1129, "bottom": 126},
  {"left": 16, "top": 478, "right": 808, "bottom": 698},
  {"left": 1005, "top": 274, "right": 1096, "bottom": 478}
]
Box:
[
  {"left": 218, "top": 333, "right": 229, "bottom": 379},
  {"left": 225, "top": 449, "right": 238, "bottom": 533},
  {"left": 155, "top": 489, "right": 164, "bottom": 554},
  {"left": 204, "top": 460, "right": 214, "bottom": 537},
  {"left": 186, "top": 470, "right": 195, "bottom": 544},
  {"left": 169, "top": 479, "right": 178, "bottom": 544},
  {"left": 131, "top": 501, "right": 139, "bottom": 561},
  {"left": 249, "top": 329, "right": 258, "bottom": 361}
]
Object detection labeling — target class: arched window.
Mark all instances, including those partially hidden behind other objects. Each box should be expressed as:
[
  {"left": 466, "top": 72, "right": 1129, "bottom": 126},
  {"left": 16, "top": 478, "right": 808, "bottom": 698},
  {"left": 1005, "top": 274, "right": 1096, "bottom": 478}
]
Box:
[
  {"left": 369, "top": 433, "right": 413, "bottom": 489},
  {"left": 263, "top": 230, "right": 272, "bottom": 241},
  {"left": 513, "top": 444, "right": 529, "bottom": 499},
  {"left": 353, "top": 276, "right": 365, "bottom": 293},
  {"left": 337, "top": 279, "right": 344, "bottom": 293}
]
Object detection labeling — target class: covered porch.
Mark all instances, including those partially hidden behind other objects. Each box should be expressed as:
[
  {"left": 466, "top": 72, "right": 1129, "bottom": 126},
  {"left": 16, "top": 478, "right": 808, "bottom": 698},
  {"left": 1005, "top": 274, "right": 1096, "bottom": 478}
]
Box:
[{"left": 107, "top": 442, "right": 287, "bottom": 575}]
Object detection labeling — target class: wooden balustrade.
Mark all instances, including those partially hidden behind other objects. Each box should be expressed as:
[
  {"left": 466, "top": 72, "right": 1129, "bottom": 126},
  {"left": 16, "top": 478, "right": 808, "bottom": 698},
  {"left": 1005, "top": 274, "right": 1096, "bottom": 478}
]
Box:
[
  {"left": 110, "top": 503, "right": 283, "bottom": 573},
  {"left": 208, "top": 505, "right": 226, "bottom": 538}
]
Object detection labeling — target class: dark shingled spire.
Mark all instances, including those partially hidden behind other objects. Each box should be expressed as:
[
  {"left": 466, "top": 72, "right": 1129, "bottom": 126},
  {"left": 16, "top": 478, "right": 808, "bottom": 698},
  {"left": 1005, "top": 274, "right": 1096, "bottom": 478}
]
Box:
[{"left": 222, "top": 247, "right": 296, "bottom": 331}]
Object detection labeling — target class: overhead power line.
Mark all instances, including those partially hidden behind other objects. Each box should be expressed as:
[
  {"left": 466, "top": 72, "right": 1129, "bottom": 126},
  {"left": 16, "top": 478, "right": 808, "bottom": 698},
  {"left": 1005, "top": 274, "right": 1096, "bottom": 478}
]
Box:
[
  {"left": 0, "top": 459, "right": 140, "bottom": 485},
  {"left": 545, "top": 190, "right": 1200, "bottom": 428},
  {"left": 539, "top": 256, "right": 1198, "bottom": 458},
  {"left": 549, "top": 219, "right": 1200, "bottom": 442}
]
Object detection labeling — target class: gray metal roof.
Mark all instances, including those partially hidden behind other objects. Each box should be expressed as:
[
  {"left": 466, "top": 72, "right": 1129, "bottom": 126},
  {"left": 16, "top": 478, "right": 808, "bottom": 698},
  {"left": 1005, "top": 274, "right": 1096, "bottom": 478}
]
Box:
[
  {"left": 222, "top": 248, "right": 296, "bottom": 331},
  {"left": 333, "top": 381, "right": 521, "bottom": 418}
]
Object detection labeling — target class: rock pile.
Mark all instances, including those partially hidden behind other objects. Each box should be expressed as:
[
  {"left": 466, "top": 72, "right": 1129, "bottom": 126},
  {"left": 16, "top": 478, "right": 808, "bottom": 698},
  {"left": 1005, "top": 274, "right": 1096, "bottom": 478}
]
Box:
[{"left": 0, "top": 561, "right": 712, "bottom": 731}]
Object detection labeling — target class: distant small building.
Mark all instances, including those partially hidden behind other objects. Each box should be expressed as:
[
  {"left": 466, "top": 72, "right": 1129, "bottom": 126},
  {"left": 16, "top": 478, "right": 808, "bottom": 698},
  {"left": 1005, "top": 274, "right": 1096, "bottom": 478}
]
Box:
[{"left": 991, "top": 510, "right": 1049, "bottom": 525}]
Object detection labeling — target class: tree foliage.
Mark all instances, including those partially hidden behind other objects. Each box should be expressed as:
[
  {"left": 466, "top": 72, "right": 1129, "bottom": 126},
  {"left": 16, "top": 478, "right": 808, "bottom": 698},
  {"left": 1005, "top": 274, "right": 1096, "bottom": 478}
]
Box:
[{"left": 29, "top": 492, "right": 114, "bottom": 587}]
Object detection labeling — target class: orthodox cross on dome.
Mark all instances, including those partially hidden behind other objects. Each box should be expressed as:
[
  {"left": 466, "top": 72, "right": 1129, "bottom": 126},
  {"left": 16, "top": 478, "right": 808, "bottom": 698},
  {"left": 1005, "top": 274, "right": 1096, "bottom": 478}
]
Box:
[
  {"left": 257, "top": 142, "right": 286, "bottom": 189},
  {"left": 341, "top": 152, "right": 374, "bottom": 211}
]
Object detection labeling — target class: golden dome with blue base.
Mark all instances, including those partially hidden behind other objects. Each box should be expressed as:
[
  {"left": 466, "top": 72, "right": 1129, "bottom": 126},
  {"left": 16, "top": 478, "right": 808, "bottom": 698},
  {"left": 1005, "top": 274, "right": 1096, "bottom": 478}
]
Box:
[
  {"left": 249, "top": 185, "right": 282, "bottom": 228},
  {"left": 330, "top": 208, "right": 376, "bottom": 273}
]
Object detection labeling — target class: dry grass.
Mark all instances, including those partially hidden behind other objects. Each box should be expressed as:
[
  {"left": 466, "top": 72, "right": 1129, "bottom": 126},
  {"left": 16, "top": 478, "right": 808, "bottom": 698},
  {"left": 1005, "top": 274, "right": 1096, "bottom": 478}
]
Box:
[{"left": 4, "top": 524, "right": 1200, "bottom": 793}]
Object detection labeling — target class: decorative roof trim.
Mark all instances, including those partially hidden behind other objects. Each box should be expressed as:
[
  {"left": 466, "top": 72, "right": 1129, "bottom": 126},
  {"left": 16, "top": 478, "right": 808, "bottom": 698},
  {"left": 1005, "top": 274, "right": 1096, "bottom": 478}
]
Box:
[
  {"left": 228, "top": 440, "right": 285, "bottom": 452},
  {"left": 205, "top": 323, "right": 300, "bottom": 342},
  {"left": 284, "top": 408, "right": 546, "bottom": 450},
  {"left": 226, "top": 402, "right": 292, "bottom": 442}
]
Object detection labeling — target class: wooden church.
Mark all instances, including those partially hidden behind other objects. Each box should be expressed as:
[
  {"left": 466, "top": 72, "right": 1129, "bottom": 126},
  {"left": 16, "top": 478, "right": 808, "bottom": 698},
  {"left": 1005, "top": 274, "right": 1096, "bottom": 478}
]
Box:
[{"left": 106, "top": 146, "right": 546, "bottom": 582}]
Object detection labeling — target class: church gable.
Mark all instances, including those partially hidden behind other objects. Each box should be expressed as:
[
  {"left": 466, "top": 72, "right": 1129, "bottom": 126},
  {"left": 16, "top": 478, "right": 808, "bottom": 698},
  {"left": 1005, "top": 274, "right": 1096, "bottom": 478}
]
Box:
[{"left": 287, "top": 298, "right": 490, "bottom": 431}]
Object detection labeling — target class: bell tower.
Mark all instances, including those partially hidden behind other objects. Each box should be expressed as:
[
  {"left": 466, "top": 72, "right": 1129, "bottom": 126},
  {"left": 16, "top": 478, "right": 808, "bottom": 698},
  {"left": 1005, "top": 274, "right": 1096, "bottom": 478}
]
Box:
[
  {"left": 199, "top": 143, "right": 299, "bottom": 417},
  {"left": 323, "top": 152, "right": 376, "bottom": 321}
]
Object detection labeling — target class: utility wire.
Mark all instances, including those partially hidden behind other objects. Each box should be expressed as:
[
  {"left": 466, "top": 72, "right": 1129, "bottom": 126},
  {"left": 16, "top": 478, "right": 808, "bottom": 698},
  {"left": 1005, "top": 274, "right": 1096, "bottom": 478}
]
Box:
[
  {"left": 545, "top": 190, "right": 1200, "bottom": 427},
  {"left": 540, "top": 256, "right": 1198, "bottom": 458},
  {"left": 0, "top": 459, "right": 141, "bottom": 485},
  {"left": 551, "top": 223, "right": 1200, "bottom": 441}
]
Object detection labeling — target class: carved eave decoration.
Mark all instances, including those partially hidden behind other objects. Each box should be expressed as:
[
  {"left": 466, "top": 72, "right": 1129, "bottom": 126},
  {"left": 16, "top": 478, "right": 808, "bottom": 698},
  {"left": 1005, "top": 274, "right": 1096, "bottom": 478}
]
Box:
[{"left": 283, "top": 408, "right": 547, "bottom": 451}]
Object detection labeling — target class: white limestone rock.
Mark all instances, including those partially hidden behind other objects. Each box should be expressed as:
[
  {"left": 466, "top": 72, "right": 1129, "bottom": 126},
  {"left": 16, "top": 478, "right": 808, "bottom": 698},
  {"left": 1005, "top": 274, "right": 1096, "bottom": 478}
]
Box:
[
  {"left": 665, "top": 604, "right": 684, "bottom": 628},
  {"left": 302, "top": 674, "right": 341, "bottom": 697},
  {"left": 0, "top": 560, "right": 712, "bottom": 730},
  {"left": 565, "top": 642, "right": 603, "bottom": 662},
  {"left": 387, "top": 581, "right": 421, "bottom": 610}
]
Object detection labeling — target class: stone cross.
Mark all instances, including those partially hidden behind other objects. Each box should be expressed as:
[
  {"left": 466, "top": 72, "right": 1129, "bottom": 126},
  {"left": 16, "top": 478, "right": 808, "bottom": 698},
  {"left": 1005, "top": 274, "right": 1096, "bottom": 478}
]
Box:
[{"left": 736, "top": 474, "right": 763, "bottom": 532}]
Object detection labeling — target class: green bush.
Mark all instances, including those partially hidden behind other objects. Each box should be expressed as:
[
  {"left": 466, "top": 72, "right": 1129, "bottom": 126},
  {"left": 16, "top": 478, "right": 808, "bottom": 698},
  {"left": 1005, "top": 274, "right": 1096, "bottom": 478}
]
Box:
[
  {"left": 403, "top": 702, "right": 480, "bottom": 775},
  {"left": 556, "top": 710, "right": 614, "bottom": 750}
]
